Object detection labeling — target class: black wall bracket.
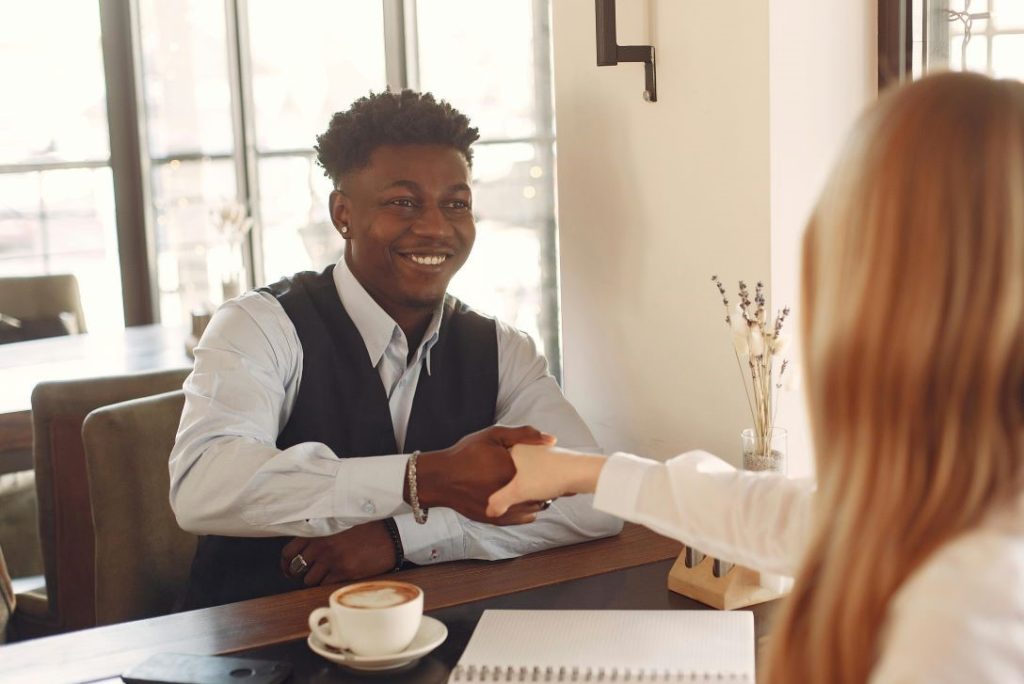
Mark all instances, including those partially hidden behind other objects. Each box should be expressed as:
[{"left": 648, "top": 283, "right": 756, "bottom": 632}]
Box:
[{"left": 595, "top": 0, "right": 657, "bottom": 102}]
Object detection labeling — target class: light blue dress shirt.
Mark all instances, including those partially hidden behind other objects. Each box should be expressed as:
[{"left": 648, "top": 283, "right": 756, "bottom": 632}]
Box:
[{"left": 169, "top": 258, "right": 621, "bottom": 565}]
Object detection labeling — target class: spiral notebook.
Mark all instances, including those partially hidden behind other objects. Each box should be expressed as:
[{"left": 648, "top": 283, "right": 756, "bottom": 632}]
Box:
[{"left": 448, "top": 610, "right": 754, "bottom": 682}]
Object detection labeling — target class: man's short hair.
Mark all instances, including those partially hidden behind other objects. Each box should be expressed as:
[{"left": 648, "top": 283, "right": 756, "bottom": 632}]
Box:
[{"left": 315, "top": 90, "right": 480, "bottom": 188}]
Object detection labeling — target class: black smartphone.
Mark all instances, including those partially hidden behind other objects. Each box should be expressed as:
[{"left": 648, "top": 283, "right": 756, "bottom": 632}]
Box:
[{"left": 121, "top": 652, "right": 291, "bottom": 684}]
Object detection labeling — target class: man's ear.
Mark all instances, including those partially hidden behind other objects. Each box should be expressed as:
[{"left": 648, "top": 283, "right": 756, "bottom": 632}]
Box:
[{"left": 329, "top": 190, "right": 351, "bottom": 238}]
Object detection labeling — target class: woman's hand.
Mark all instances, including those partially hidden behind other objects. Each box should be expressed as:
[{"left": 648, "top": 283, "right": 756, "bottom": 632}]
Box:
[
  {"left": 486, "top": 444, "right": 607, "bottom": 518},
  {"left": 412, "top": 425, "right": 557, "bottom": 524}
]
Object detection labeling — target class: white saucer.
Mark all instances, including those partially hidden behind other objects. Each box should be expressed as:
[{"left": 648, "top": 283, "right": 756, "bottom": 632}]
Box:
[{"left": 307, "top": 615, "right": 448, "bottom": 672}]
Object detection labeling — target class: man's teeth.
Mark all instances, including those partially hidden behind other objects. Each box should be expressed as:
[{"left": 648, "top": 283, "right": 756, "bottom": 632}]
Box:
[{"left": 409, "top": 254, "right": 447, "bottom": 266}]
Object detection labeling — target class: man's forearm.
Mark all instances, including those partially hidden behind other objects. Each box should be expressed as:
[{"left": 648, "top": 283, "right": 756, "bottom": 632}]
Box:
[{"left": 170, "top": 434, "right": 412, "bottom": 537}]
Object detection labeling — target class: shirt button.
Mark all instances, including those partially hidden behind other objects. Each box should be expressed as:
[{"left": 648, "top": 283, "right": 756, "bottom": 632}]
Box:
[
  {"left": 429, "top": 549, "right": 440, "bottom": 561},
  {"left": 362, "top": 500, "right": 376, "bottom": 514}
]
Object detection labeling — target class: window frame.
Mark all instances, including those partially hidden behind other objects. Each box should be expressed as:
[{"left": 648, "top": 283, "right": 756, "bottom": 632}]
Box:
[
  {"left": 98, "top": 0, "right": 155, "bottom": 326},
  {"left": 878, "top": 0, "right": 915, "bottom": 89},
  {"left": 883, "top": 1, "right": 1024, "bottom": 83}
]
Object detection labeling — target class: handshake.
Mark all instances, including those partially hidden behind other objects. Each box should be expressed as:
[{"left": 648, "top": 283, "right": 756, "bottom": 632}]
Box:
[
  {"left": 282, "top": 426, "right": 609, "bottom": 586},
  {"left": 405, "top": 425, "right": 606, "bottom": 526}
]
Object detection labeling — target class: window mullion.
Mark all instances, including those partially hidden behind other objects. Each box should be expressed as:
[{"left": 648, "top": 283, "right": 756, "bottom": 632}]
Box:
[
  {"left": 383, "top": 0, "right": 406, "bottom": 91},
  {"left": 404, "top": 0, "right": 420, "bottom": 90},
  {"left": 879, "top": 0, "right": 914, "bottom": 88},
  {"left": 383, "top": 0, "right": 419, "bottom": 91},
  {"left": 531, "top": 0, "right": 561, "bottom": 381},
  {"left": 926, "top": 1, "right": 950, "bottom": 70},
  {"left": 98, "top": 0, "right": 157, "bottom": 326},
  {"left": 225, "top": 0, "right": 265, "bottom": 287}
]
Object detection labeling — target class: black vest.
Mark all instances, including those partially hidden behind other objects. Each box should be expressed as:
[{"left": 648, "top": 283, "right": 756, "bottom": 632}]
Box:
[{"left": 183, "top": 266, "right": 498, "bottom": 609}]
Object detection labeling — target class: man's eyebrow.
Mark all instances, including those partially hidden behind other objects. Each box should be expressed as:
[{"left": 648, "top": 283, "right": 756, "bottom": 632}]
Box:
[
  {"left": 378, "top": 180, "right": 471, "bottom": 194},
  {"left": 380, "top": 179, "right": 421, "bottom": 192}
]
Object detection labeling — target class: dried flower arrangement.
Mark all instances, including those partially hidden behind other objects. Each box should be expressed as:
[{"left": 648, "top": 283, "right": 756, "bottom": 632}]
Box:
[
  {"left": 711, "top": 275, "right": 791, "bottom": 471},
  {"left": 212, "top": 201, "right": 254, "bottom": 249},
  {"left": 211, "top": 201, "right": 254, "bottom": 302}
]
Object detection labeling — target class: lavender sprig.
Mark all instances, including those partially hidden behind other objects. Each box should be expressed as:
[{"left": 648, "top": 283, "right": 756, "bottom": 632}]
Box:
[
  {"left": 711, "top": 275, "right": 730, "bottom": 323},
  {"left": 709, "top": 276, "right": 792, "bottom": 459}
]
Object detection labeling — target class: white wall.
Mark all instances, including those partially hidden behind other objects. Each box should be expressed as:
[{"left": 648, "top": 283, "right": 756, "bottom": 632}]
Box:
[
  {"left": 551, "top": 0, "right": 875, "bottom": 471},
  {"left": 767, "top": 0, "right": 877, "bottom": 475}
]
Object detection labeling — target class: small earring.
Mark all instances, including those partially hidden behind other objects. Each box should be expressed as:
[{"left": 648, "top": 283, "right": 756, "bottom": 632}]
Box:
[{"left": 341, "top": 225, "right": 349, "bottom": 235}]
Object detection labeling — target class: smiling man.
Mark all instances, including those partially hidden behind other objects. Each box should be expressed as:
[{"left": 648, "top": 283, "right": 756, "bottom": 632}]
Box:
[{"left": 169, "top": 90, "right": 621, "bottom": 609}]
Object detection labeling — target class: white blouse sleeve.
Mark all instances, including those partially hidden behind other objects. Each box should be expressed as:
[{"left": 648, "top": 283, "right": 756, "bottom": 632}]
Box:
[{"left": 593, "top": 450, "right": 815, "bottom": 576}]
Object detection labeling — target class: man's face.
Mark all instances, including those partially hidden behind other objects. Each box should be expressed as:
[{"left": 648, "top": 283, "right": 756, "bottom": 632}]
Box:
[{"left": 331, "top": 144, "right": 475, "bottom": 316}]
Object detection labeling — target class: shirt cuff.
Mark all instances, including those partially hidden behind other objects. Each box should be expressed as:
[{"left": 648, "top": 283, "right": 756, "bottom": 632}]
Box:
[
  {"left": 393, "top": 509, "right": 464, "bottom": 564},
  {"left": 332, "top": 454, "right": 409, "bottom": 519},
  {"left": 593, "top": 452, "right": 659, "bottom": 520}
]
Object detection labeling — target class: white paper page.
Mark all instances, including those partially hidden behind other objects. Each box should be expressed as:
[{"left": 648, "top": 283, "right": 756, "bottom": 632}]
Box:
[{"left": 450, "top": 610, "right": 754, "bottom": 681}]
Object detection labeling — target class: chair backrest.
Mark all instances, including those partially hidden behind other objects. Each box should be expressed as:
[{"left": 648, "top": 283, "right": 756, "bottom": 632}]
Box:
[
  {"left": 29, "top": 368, "right": 191, "bottom": 633},
  {"left": 83, "top": 390, "right": 198, "bottom": 626},
  {"left": 0, "top": 274, "right": 87, "bottom": 339}
]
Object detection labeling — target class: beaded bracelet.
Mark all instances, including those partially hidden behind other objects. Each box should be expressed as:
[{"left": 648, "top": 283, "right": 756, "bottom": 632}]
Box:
[
  {"left": 407, "top": 450, "right": 429, "bottom": 524},
  {"left": 381, "top": 517, "right": 405, "bottom": 573}
]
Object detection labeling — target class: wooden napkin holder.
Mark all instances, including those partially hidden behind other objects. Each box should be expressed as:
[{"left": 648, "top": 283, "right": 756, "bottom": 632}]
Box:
[{"left": 667, "top": 546, "right": 785, "bottom": 610}]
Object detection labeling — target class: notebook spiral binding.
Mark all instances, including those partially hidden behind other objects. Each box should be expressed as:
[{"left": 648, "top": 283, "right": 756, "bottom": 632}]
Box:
[{"left": 449, "top": 664, "right": 752, "bottom": 682}]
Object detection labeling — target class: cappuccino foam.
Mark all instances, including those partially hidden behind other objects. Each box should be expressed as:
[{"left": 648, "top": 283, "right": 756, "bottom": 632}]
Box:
[{"left": 338, "top": 584, "right": 417, "bottom": 609}]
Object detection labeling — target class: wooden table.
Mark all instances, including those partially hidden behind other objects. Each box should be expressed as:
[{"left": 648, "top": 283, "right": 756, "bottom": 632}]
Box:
[
  {"left": 1, "top": 525, "right": 688, "bottom": 684},
  {"left": 0, "top": 324, "right": 191, "bottom": 467},
  {"left": 239, "top": 558, "right": 776, "bottom": 683}
]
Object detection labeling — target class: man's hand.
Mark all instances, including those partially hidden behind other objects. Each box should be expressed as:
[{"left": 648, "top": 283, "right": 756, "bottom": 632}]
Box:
[
  {"left": 280, "top": 521, "right": 396, "bottom": 587},
  {"left": 412, "top": 425, "right": 556, "bottom": 525}
]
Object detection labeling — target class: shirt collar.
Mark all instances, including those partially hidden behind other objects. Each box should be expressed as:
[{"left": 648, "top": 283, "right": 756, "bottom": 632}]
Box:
[{"left": 333, "top": 258, "right": 444, "bottom": 372}]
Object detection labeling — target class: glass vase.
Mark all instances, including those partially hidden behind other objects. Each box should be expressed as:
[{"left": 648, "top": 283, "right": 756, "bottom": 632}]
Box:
[
  {"left": 741, "top": 427, "right": 787, "bottom": 474},
  {"left": 218, "top": 241, "right": 246, "bottom": 303},
  {"left": 741, "top": 426, "right": 792, "bottom": 594}
]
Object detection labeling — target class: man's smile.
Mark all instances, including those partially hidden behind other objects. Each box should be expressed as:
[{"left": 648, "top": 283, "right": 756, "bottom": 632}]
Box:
[
  {"left": 406, "top": 254, "right": 449, "bottom": 266},
  {"left": 394, "top": 245, "right": 458, "bottom": 271}
]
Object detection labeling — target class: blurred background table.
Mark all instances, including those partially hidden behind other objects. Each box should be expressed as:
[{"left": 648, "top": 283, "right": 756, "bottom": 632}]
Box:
[{"left": 0, "top": 324, "right": 190, "bottom": 471}]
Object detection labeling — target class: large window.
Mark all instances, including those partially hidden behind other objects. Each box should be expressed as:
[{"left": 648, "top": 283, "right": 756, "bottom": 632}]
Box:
[
  {"left": 137, "top": 0, "right": 238, "bottom": 326},
  {"left": 883, "top": 0, "right": 1024, "bottom": 84},
  {"left": 0, "top": 2, "right": 124, "bottom": 330},
  {"left": 245, "top": 1, "right": 388, "bottom": 291},
  {"left": 1, "top": 0, "right": 561, "bottom": 374},
  {"left": 918, "top": 0, "right": 1024, "bottom": 78},
  {"left": 417, "top": 0, "right": 557, "bottom": 357}
]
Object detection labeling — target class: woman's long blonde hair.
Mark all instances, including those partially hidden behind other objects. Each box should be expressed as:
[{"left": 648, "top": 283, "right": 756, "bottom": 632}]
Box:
[{"left": 763, "top": 72, "right": 1024, "bottom": 683}]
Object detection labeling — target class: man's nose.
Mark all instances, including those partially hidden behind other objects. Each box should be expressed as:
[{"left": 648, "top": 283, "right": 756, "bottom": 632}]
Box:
[{"left": 412, "top": 204, "right": 454, "bottom": 237}]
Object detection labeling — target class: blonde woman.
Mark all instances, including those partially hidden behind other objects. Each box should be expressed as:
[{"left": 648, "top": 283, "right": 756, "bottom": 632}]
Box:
[{"left": 488, "top": 72, "right": 1024, "bottom": 683}]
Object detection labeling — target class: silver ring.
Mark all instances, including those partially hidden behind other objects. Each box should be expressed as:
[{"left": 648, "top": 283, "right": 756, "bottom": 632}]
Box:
[
  {"left": 289, "top": 553, "right": 309, "bottom": 577},
  {"left": 540, "top": 500, "right": 553, "bottom": 511}
]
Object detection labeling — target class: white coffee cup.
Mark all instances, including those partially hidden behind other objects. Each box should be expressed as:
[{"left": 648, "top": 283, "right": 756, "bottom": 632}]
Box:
[{"left": 308, "top": 580, "right": 423, "bottom": 656}]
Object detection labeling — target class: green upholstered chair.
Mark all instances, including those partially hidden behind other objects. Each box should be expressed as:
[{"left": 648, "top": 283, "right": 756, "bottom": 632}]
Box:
[{"left": 83, "top": 390, "right": 198, "bottom": 626}]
